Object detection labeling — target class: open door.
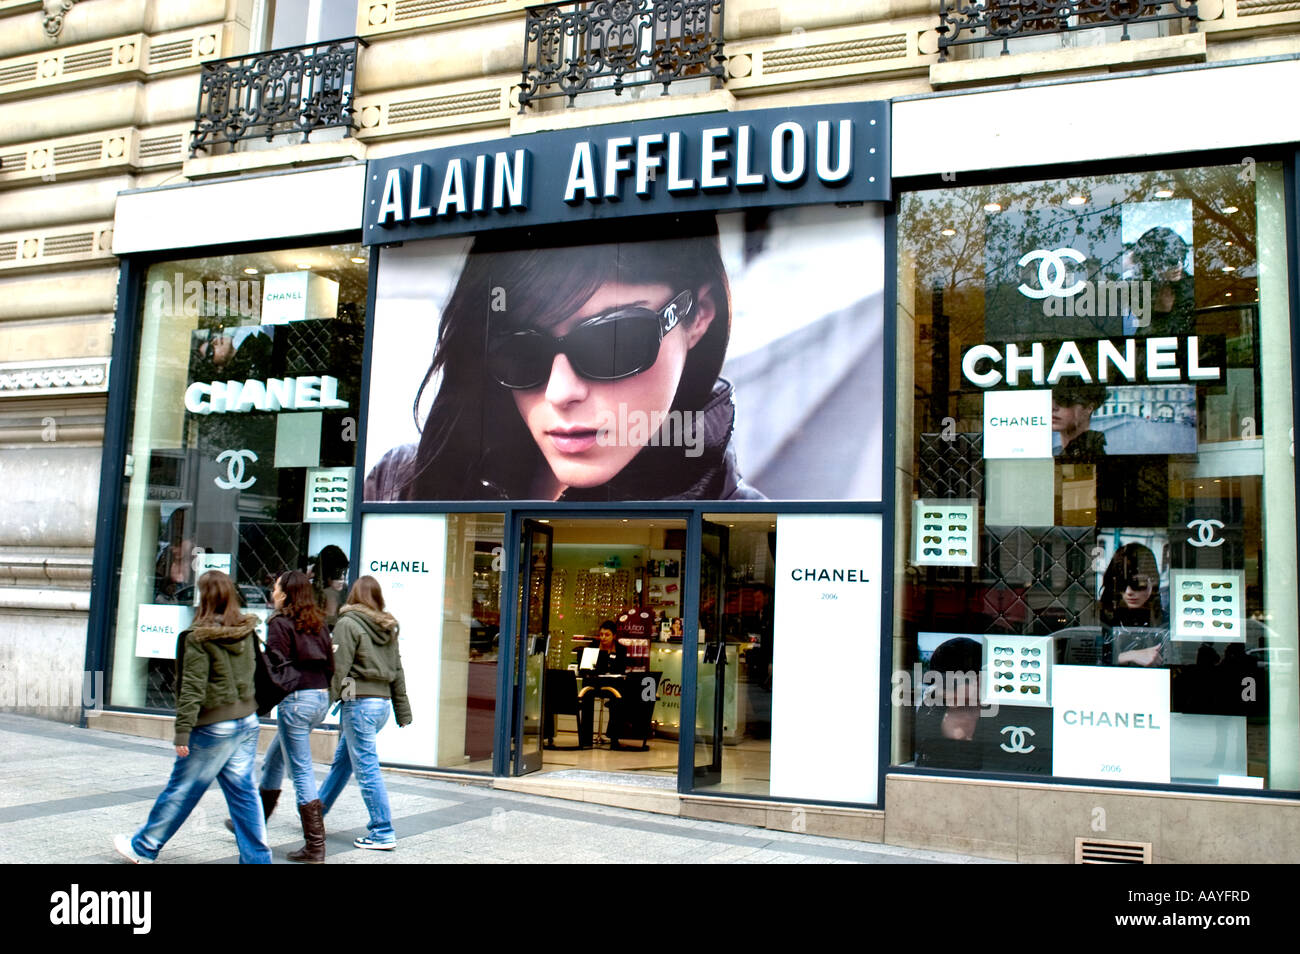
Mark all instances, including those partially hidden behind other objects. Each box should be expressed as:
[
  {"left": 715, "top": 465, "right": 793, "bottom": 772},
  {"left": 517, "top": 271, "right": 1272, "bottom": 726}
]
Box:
[
  {"left": 694, "top": 519, "right": 728, "bottom": 785},
  {"left": 512, "top": 519, "right": 552, "bottom": 775}
]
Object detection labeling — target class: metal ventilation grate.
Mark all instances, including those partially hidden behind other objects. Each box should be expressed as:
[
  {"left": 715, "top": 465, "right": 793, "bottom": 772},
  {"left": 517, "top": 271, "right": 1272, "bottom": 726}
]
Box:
[
  {"left": 149, "top": 38, "right": 194, "bottom": 65},
  {"left": 63, "top": 47, "right": 114, "bottom": 73},
  {"left": 1076, "top": 837, "right": 1152, "bottom": 864}
]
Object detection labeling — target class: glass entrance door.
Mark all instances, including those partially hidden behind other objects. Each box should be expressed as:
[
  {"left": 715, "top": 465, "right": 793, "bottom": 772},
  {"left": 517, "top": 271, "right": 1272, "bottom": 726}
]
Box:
[
  {"left": 694, "top": 519, "right": 728, "bottom": 785},
  {"left": 512, "top": 519, "right": 552, "bottom": 775}
]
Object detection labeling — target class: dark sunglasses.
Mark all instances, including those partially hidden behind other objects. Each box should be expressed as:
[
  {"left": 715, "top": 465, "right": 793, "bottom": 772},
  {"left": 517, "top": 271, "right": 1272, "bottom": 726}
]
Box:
[{"left": 487, "top": 290, "right": 693, "bottom": 389}]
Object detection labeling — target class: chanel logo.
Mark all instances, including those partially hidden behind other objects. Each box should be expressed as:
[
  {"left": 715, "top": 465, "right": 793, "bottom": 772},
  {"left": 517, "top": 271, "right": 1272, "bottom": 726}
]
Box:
[
  {"left": 1017, "top": 247, "right": 1087, "bottom": 300},
  {"left": 1187, "top": 518, "right": 1225, "bottom": 548},
  {"left": 214, "top": 449, "right": 258, "bottom": 490},
  {"left": 1000, "top": 725, "right": 1037, "bottom": 754},
  {"left": 662, "top": 302, "right": 679, "bottom": 332}
]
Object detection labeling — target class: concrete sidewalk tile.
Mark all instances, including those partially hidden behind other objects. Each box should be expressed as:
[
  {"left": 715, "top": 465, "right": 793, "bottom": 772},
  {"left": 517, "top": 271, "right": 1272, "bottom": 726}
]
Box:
[{"left": 0, "top": 713, "right": 999, "bottom": 866}]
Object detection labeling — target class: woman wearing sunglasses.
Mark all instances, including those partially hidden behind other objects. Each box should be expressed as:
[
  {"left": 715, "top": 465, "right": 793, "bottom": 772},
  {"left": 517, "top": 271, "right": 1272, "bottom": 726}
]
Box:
[
  {"left": 366, "top": 217, "right": 762, "bottom": 501},
  {"left": 1099, "top": 542, "right": 1168, "bottom": 667}
]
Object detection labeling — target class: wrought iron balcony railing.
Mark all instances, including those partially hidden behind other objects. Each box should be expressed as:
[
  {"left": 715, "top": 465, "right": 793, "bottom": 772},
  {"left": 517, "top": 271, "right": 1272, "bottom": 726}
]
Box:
[
  {"left": 189, "top": 37, "right": 366, "bottom": 156},
  {"left": 937, "top": 0, "right": 1198, "bottom": 60},
  {"left": 518, "top": 1, "right": 726, "bottom": 112}
]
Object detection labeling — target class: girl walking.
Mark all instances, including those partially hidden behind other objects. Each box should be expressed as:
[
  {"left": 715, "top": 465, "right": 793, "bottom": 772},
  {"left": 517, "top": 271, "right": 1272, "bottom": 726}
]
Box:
[
  {"left": 114, "top": 571, "right": 270, "bottom": 864},
  {"left": 318, "top": 576, "right": 411, "bottom": 850}
]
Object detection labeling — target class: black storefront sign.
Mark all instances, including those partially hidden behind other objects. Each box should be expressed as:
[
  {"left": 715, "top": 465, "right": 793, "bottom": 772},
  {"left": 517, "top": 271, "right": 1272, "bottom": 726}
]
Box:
[{"left": 362, "top": 101, "right": 890, "bottom": 243}]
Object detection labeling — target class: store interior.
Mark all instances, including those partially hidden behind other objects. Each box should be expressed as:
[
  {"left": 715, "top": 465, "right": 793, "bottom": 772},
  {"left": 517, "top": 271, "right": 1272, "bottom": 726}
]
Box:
[{"left": 523, "top": 517, "right": 777, "bottom": 795}]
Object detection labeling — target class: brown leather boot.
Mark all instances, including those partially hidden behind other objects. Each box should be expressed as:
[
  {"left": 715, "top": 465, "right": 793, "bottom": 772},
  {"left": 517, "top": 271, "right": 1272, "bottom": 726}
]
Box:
[
  {"left": 227, "top": 788, "right": 280, "bottom": 833},
  {"left": 287, "top": 799, "right": 325, "bottom": 864}
]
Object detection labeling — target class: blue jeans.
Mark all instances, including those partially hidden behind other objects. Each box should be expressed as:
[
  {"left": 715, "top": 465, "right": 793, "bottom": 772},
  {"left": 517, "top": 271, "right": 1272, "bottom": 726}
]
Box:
[
  {"left": 260, "top": 688, "right": 330, "bottom": 805},
  {"left": 318, "top": 698, "right": 394, "bottom": 844},
  {"left": 132, "top": 713, "right": 270, "bottom": 864}
]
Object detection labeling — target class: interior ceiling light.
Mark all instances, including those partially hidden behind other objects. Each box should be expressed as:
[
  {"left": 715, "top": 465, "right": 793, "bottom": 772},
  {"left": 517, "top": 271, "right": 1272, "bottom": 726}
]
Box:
[
  {"left": 1223, "top": 266, "right": 1236, "bottom": 272},
  {"left": 243, "top": 267, "right": 258, "bottom": 275},
  {"left": 350, "top": 257, "right": 365, "bottom": 264},
  {"left": 1066, "top": 195, "right": 1087, "bottom": 206},
  {"left": 940, "top": 228, "right": 956, "bottom": 236},
  {"left": 1154, "top": 187, "right": 1175, "bottom": 198},
  {"left": 983, "top": 202, "right": 1002, "bottom": 213},
  {"left": 296, "top": 263, "right": 312, "bottom": 269},
  {"left": 1222, "top": 205, "right": 1239, "bottom": 214}
]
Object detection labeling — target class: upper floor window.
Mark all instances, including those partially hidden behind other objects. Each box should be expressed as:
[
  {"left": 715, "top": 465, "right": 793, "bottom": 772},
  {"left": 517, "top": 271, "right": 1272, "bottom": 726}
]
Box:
[{"left": 258, "top": 0, "right": 360, "bottom": 51}]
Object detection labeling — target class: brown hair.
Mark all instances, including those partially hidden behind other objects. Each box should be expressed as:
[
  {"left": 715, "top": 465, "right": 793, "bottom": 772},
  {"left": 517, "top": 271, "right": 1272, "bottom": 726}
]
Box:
[
  {"left": 195, "top": 570, "right": 243, "bottom": 627},
  {"left": 278, "top": 570, "right": 325, "bottom": 632},
  {"left": 345, "top": 575, "right": 386, "bottom": 613}
]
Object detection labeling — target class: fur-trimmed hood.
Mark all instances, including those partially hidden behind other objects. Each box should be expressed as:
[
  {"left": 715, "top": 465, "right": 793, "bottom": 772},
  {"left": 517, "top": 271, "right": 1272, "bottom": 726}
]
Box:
[
  {"left": 339, "top": 604, "right": 400, "bottom": 643},
  {"left": 188, "top": 614, "right": 259, "bottom": 646}
]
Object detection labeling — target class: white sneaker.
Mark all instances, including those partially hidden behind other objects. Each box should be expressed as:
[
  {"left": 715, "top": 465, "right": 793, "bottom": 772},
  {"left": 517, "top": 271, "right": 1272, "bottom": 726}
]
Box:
[
  {"left": 113, "top": 833, "right": 152, "bottom": 864},
  {"left": 353, "top": 836, "right": 396, "bottom": 851}
]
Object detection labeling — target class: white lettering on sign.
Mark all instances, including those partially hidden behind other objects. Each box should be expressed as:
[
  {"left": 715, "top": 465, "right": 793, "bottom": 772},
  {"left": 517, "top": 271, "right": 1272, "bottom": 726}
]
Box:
[
  {"left": 565, "top": 142, "right": 599, "bottom": 204},
  {"left": 700, "top": 127, "right": 731, "bottom": 190},
  {"left": 185, "top": 375, "right": 349, "bottom": 415},
  {"left": 558, "top": 120, "right": 850, "bottom": 204},
  {"left": 604, "top": 137, "right": 635, "bottom": 199},
  {"left": 377, "top": 150, "right": 531, "bottom": 225},
  {"left": 635, "top": 133, "right": 664, "bottom": 196},
  {"left": 962, "top": 337, "right": 1220, "bottom": 388},
  {"left": 735, "top": 125, "right": 765, "bottom": 189}
]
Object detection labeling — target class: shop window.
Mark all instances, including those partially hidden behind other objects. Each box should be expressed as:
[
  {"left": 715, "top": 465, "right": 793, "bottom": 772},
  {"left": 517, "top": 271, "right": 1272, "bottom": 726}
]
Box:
[
  {"left": 107, "top": 244, "right": 369, "bottom": 711},
  {"left": 894, "top": 162, "right": 1299, "bottom": 792},
  {"left": 354, "top": 512, "right": 502, "bottom": 772}
]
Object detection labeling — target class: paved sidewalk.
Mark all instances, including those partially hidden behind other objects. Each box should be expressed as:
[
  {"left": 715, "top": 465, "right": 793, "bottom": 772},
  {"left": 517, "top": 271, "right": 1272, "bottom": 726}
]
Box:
[{"left": 0, "top": 713, "right": 998, "bottom": 865}]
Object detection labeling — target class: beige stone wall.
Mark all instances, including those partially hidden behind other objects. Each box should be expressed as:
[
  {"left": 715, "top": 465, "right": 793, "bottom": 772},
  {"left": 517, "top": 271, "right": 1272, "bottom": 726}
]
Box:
[{"left": 0, "top": 0, "right": 240, "bottom": 720}]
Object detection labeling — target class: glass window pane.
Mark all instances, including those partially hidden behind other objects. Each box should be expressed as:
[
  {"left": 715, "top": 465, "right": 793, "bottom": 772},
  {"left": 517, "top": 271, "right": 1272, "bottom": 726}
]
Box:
[
  {"left": 893, "top": 163, "right": 1298, "bottom": 791},
  {"left": 108, "top": 245, "right": 369, "bottom": 710}
]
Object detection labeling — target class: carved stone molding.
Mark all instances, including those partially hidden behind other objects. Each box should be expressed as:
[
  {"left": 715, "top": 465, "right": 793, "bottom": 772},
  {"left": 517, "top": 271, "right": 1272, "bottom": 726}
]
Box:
[
  {"left": 0, "top": 357, "right": 109, "bottom": 397},
  {"left": 43, "top": 0, "right": 79, "bottom": 40}
]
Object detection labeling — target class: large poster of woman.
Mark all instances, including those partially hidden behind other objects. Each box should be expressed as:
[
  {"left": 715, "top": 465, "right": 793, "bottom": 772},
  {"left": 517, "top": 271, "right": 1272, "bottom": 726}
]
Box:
[{"left": 362, "top": 205, "right": 884, "bottom": 502}]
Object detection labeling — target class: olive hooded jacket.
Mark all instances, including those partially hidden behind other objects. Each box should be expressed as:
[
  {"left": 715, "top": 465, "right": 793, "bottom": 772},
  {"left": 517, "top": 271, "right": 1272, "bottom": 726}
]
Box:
[
  {"left": 330, "top": 604, "right": 413, "bottom": 727},
  {"left": 173, "top": 614, "right": 260, "bottom": 746}
]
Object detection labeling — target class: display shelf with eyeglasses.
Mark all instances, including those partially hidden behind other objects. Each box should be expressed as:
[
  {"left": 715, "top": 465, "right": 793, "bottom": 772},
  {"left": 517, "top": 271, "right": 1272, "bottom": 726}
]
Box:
[
  {"left": 304, "top": 466, "right": 353, "bottom": 523},
  {"left": 983, "top": 634, "right": 1053, "bottom": 707},
  {"left": 1171, "top": 570, "right": 1245, "bottom": 643},
  {"left": 912, "top": 498, "right": 979, "bottom": 568}
]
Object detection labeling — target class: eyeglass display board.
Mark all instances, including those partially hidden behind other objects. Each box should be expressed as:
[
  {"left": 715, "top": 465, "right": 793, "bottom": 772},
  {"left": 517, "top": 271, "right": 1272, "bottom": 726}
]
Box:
[
  {"left": 982, "top": 634, "right": 1052, "bottom": 708},
  {"left": 1171, "top": 569, "right": 1245, "bottom": 642},
  {"left": 913, "top": 499, "right": 978, "bottom": 568},
  {"left": 305, "top": 467, "right": 353, "bottom": 523}
]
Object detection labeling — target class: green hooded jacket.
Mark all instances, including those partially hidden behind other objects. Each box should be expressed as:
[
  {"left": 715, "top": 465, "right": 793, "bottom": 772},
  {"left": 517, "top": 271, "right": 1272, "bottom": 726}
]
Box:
[
  {"left": 174, "top": 614, "right": 260, "bottom": 746},
  {"left": 330, "top": 604, "right": 412, "bottom": 727}
]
